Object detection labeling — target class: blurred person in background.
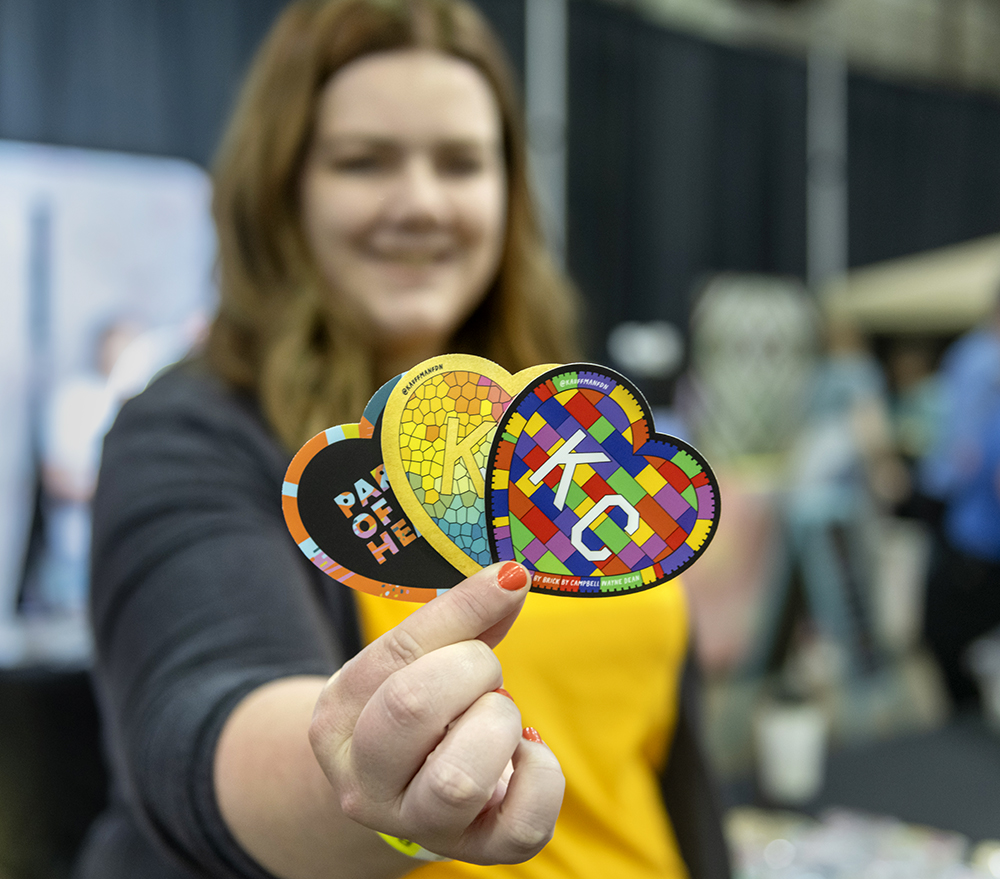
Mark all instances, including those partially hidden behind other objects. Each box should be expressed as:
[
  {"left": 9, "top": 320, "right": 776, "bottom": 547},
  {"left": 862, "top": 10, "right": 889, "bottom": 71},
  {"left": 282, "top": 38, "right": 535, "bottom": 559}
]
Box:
[
  {"left": 774, "top": 318, "right": 907, "bottom": 676},
  {"left": 919, "top": 289, "right": 1000, "bottom": 708},
  {"left": 74, "top": 2, "right": 730, "bottom": 878},
  {"left": 31, "top": 320, "right": 140, "bottom": 616},
  {"left": 30, "top": 315, "right": 207, "bottom": 618},
  {"left": 882, "top": 336, "right": 945, "bottom": 522}
]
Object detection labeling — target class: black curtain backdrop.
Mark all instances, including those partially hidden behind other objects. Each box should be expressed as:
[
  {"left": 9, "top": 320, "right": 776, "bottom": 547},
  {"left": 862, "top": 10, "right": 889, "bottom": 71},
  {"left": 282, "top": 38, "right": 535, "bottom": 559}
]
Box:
[
  {"left": 2, "top": 0, "right": 999, "bottom": 354},
  {"left": 567, "top": 2, "right": 809, "bottom": 347},
  {"left": 567, "top": 0, "right": 1000, "bottom": 351},
  {"left": 0, "top": 0, "right": 522, "bottom": 172}
]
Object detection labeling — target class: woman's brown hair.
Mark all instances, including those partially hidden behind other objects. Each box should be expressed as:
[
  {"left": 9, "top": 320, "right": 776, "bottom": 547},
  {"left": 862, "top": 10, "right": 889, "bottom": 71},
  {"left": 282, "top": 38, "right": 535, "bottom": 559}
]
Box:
[{"left": 207, "top": 0, "right": 581, "bottom": 450}]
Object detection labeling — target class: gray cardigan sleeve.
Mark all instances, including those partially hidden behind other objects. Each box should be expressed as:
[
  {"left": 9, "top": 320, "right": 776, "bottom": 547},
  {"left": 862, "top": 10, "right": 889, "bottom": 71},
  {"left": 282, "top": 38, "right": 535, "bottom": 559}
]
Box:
[{"left": 88, "top": 363, "right": 355, "bottom": 878}]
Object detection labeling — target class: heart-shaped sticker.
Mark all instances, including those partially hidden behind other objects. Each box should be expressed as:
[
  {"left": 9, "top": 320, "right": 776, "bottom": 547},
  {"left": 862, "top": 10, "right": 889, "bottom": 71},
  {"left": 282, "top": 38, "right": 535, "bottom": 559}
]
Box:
[
  {"left": 283, "top": 377, "right": 464, "bottom": 602},
  {"left": 486, "top": 365, "right": 720, "bottom": 596},
  {"left": 381, "top": 355, "right": 555, "bottom": 575}
]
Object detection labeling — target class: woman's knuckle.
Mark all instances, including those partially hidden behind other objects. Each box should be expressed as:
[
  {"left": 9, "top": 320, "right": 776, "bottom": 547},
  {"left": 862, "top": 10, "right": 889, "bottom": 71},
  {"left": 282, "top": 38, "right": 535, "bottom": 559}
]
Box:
[
  {"left": 426, "top": 760, "right": 487, "bottom": 809},
  {"left": 380, "top": 675, "right": 432, "bottom": 729},
  {"left": 380, "top": 628, "right": 424, "bottom": 669},
  {"left": 450, "top": 586, "right": 494, "bottom": 628},
  {"left": 466, "top": 639, "right": 502, "bottom": 678},
  {"left": 306, "top": 714, "right": 325, "bottom": 752},
  {"left": 505, "top": 816, "right": 552, "bottom": 855},
  {"left": 338, "top": 785, "right": 367, "bottom": 823}
]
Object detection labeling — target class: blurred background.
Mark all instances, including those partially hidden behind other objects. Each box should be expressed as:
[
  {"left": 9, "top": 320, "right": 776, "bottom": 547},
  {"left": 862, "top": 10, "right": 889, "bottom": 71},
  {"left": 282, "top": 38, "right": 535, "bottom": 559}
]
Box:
[{"left": 2, "top": 0, "right": 1000, "bottom": 876}]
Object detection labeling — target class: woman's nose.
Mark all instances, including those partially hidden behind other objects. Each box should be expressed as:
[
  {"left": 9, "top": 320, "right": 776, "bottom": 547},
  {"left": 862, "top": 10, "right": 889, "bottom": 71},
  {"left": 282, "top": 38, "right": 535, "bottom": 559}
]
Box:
[{"left": 384, "top": 155, "right": 449, "bottom": 223}]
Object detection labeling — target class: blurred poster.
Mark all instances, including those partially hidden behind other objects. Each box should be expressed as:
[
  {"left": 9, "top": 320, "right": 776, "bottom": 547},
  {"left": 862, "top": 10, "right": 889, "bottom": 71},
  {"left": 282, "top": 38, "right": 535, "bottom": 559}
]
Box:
[{"left": 0, "top": 141, "right": 216, "bottom": 636}]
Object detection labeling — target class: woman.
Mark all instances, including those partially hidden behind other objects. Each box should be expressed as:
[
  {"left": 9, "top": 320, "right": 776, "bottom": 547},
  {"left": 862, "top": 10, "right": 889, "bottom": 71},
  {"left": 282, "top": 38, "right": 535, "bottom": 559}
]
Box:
[{"left": 76, "top": 1, "right": 730, "bottom": 877}]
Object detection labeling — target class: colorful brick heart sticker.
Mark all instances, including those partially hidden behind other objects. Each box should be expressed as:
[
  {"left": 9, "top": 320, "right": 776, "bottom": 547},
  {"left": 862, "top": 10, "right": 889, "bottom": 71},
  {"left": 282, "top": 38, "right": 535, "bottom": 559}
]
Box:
[
  {"left": 486, "top": 365, "right": 720, "bottom": 596},
  {"left": 282, "top": 377, "right": 464, "bottom": 602},
  {"left": 381, "top": 355, "right": 556, "bottom": 576}
]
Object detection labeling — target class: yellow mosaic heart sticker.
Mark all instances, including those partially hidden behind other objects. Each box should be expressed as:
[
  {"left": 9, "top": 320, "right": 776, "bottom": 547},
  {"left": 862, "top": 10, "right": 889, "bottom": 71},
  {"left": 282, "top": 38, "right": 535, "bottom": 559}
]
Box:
[{"left": 381, "top": 355, "right": 556, "bottom": 576}]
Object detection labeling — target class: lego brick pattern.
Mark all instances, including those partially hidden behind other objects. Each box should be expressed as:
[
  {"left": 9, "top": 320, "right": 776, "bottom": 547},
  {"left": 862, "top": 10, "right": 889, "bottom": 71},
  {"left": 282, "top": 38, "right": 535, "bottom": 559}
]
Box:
[{"left": 489, "top": 368, "right": 718, "bottom": 596}]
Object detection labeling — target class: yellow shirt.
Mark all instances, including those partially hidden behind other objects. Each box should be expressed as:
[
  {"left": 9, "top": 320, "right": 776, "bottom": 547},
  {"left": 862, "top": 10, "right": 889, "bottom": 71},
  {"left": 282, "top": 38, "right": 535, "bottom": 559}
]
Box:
[{"left": 355, "top": 580, "right": 691, "bottom": 879}]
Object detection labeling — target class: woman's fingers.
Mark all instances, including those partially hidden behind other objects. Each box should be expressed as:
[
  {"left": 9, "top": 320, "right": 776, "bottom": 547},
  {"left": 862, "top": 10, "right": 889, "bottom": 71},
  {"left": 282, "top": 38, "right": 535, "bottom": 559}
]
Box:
[
  {"left": 397, "top": 688, "right": 522, "bottom": 838},
  {"left": 459, "top": 731, "right": 565, "bottom": 865},
  {"left": 305, "top": 561, "right": 562, "bottom": 864},
  {"left": 313, "top": 562, "right": 530, "bottom": 744},
  {"left": 348, "top": 640, "right": 506, "bottom": 805}
]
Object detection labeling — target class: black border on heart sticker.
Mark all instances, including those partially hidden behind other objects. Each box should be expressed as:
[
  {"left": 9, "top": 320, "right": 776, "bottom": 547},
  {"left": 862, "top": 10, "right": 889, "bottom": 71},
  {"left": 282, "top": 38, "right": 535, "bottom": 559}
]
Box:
[{"left": 283, "top": 378, "right": 463, "bottom": 602}]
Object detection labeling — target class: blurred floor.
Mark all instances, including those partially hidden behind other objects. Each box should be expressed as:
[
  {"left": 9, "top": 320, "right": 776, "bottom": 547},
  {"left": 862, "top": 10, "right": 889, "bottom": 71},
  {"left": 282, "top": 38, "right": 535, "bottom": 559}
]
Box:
[
  {"left": 703, "top": 648, "right": 950, "bottom": 778},
  {"left": 722, "top": 708, "right": 1000, "bottom": 844}
]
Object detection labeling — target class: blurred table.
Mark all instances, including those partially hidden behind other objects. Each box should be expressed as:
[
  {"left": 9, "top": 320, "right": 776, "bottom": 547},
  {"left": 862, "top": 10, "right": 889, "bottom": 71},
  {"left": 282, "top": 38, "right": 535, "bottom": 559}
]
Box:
[{"left": 724, "top": 710, "right": 1000, "bottom": 844}]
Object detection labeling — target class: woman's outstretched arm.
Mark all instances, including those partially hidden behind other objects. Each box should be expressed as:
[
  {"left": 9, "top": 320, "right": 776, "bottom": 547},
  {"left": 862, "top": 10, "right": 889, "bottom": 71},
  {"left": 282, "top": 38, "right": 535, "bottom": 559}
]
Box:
[{"left": 214, "top": 563, "right": 564, "bottom": 879}]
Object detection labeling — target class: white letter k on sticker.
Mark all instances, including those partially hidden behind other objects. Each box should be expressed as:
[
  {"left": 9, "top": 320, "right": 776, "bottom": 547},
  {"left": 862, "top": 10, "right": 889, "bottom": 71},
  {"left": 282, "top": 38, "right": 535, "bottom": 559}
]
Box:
[{"left": 529, "top": 429, "right": 610, "bottom": 510}]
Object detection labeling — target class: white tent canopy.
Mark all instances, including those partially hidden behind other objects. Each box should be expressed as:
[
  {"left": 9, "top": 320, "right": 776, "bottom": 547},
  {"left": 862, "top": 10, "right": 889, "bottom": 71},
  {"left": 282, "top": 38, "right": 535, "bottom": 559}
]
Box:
[{"left": 823, "top": 234, "right": 1000, "bottom": 334}]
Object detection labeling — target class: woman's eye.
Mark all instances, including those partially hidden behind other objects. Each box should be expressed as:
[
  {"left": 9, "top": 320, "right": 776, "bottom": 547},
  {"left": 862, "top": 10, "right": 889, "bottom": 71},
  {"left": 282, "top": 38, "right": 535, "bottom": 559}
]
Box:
[
  {"left": 332, "top": 154, "right": 388, "bottom": 173},
  {"left": 437, "top": 153, "right": 486, "bottom": 176}
]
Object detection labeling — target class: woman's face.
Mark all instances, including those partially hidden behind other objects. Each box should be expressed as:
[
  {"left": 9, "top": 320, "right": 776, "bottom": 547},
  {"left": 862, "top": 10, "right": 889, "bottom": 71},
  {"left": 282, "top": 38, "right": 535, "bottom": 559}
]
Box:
[{"left": 300, "top": 49, "right": 507, "bottom": 363}]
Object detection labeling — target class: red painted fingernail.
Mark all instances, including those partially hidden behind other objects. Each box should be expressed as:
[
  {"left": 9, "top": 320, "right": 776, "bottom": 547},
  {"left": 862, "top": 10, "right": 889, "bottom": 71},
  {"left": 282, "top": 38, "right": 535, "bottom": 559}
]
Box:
[
  {"left": 493, "top": 687, "right": 514, "bottom": 700},
  {"left": 522, "top": 727, "right": 543, "bottom": 744},
  {"left": 498, "top": 562, "right": 529, "bottom": 591}
]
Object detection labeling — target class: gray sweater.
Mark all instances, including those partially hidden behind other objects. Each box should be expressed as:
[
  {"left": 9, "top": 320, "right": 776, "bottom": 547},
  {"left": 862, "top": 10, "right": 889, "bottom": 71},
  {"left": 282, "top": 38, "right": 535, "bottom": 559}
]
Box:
[
  {"left": 75, "top": 359, "right": 730, "bottom": 879},
  {"left": 76, "top": 360, "right": 359, "bottom": 878}
]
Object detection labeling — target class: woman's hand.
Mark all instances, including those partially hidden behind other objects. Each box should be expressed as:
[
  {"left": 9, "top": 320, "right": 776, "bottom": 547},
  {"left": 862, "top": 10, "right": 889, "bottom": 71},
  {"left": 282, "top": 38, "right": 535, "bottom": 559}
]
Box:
[{"left": 309, "top": 562, "right": 565, "bottom": 865}]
